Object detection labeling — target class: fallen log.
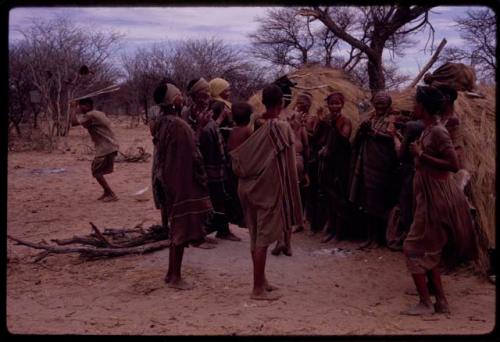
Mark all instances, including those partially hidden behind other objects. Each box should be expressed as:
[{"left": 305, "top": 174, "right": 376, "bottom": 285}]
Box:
[
  {"left": 8, "top": 222, "right": 170, "bottom": 261},
  {"left": 8, "top": 235, "right": 171, "bottom": 259}
]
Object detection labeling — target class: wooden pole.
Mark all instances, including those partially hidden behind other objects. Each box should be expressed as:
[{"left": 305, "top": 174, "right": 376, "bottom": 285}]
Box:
[{"left": 408, "top": 38, "right": 447, "bottom": 89}]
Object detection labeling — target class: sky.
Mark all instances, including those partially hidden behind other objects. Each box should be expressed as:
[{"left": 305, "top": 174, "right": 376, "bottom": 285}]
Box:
[{"left": 8, "top": 6, "right": 493, "bottom": 82}]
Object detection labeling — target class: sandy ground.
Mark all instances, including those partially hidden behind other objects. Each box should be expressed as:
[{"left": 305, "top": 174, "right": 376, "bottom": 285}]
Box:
[{"left": 6, "top": 118, "right": 495, "bottom": 335}]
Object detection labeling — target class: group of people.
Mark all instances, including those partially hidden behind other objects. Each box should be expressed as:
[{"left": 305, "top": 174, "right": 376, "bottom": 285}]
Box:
[{"left": 71, "top": 74, "right": 478, "bottom": 314}]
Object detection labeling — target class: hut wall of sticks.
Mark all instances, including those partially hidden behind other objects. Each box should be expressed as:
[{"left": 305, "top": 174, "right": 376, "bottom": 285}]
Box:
[{"left": 248, "top": 65, "right": 495, "bottom": 274}]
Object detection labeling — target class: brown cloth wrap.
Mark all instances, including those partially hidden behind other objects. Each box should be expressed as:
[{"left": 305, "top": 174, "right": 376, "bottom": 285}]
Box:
[
  {"left": 403, "top": 124, "right": 477, "bottom": 273},
  {"left": 152, "top": 115, "right": 212, "bottom": 246},
  {"left": 230, "top": 119, "right": 303, "bottom": 250}
]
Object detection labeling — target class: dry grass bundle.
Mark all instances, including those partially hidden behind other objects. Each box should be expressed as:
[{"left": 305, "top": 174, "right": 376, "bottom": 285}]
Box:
[
  {"left": 248, "top": 66, "right": 369, "bottom": 134},
  {"left": 390, "top": 85, "right": 496, "bottom": 273}
]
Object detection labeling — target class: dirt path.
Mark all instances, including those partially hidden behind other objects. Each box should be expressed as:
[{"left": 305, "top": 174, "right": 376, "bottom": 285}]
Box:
[{"left": 6, "top": 119, "right": 495, "bottom": 335}]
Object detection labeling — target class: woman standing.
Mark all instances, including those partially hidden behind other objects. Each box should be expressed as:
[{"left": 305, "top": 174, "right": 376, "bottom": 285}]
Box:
[
  {"left": 401, "top": 85, "right": 476, "bottom": 315},
  {"left": 349, "top": 92, "right": 399, "bottom": 248}
]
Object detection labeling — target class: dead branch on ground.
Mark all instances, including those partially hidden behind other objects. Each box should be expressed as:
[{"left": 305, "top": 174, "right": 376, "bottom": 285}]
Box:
[{"left": 8, "top": 222, "right": 169, "bottom": 261}]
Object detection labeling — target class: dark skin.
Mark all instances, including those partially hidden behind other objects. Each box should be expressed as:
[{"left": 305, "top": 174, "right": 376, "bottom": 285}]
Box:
[
  {"left": 320, "top": 96, "right": 352, "bottom": 243},
  {"left": 401, "top": 101, "right": 454, "bottom": 315},
  {"left": 357, "top": 97, "right": 392, "bottom": 250},
  {"left": 227, "top": 124, "right": 252, "bottom": 152},
  {"left": 191, "top": 89, "right": 241, "bottom": 242},
  {"left": 164, "top": 242, "right": 194, "bottom": 290},
  {"left": 156, "top": 97, "right": 198, "bottom": 290},
  {"left": 250, "top": 100, "right": 283, "bottom": 301},
  {"left": 70, "top": 102, "right": 117, "bottom": 201}
]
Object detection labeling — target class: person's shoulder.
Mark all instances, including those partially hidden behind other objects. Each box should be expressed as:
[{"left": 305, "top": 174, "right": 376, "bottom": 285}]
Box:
[
  {"left": 431, "top": 123, "right": 451, "bottom": 138},
  {"left": 340, "top": 113, "right": 352, "bottom": 125},
  {"left": 86, "top": 110, "right": 109, "bottom": 123},
  {"left": 446, "top": 115, "right": 460, "bottom": 127},
  {"left": 88, "top": 109, "right": 106, "bottom": 116},
  {"left": 273, "top": 118, "right": 292, "bottom": 130}
]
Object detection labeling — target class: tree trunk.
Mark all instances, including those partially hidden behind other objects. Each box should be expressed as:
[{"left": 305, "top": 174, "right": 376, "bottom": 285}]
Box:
[
  {"left": 367, "top": 41, "right": 385, "bottom": 92},
  {"left": 301, "top": 49, "right": 308, "bottom": 65}
]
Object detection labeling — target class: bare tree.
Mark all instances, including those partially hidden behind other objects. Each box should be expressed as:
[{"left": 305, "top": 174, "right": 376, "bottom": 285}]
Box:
[
  {"left": 249, "top": 8, "right": 316, "bottom": 69},
  {"left": 13, "top": 17, "right": 122, "bottom": 141},
  {"left": 300, "top": 5, "right": 435, "bottom": 92},
  {"left": 166, "top": 38, "right": 268, "bottom": 100},
  {"left": 117, "top": 38, "right": 268, "bottom": 119},
  {"left": 439, "top": 8, "right": 495, "bottom": 82},
  {"left": 121, "top": 43, "right": 171, "bottom": 123},
  {"left": 8, "top": 43, "right": 32, "bottom": 136}
]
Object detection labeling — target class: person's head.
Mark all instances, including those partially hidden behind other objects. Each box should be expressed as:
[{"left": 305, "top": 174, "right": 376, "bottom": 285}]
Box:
[
  {"left": 326, "top": 91, "right": 345, "bottom": 115},
  {"left": 78, "top": 98, "right": 93, "bottom": 113},
  {"left": 262, "top": 84, "right": 283, "bottom": 115},
  {"left": 296, "top": 92, "right": 313, "bottom": 113},
  {"left": 273, "top": 75, "right": 295, "bottom": 108},
  {"left": 372, "top": 91, "right": 392, "bottom": 116},
  {"left": 434, "top": 84, "right": 457, "bottom": 117},
  {"left": 209, "top": 78, "right": 231, "bottom": 100},
  {"left": 232, "top": 102, "right": 253, "bottom": 127},
  {"left": 154, "top": 83, "right": 183, "bottom": 113},
  {"left": 414, "top": 85, "right": 445, "bottom": 120},
  {"left": 187, "top": 78, "right": 211, "bottom": 107}
]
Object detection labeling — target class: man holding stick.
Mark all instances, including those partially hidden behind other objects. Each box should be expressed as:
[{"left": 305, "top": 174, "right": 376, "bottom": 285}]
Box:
[{"left": 71, "top": 98, "right": 119, "bottom": 202}]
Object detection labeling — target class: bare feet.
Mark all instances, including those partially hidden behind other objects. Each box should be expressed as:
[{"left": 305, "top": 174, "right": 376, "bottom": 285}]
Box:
[
  {"left": 434, "top": 300, "right": 450, "bottom": 314},
  {"left": 101, "top": 194, "right": 118, "bottom": 202},
  {"left": 400, "top": 302, "right": 435, "bottom": 315},
  {"left": 293, "top": 226, "right": 304, "bottom": 234},
  {"left": 250, "top": 290, "right": 282, "bottom": 301},
  {"left": 357, "top": 239, "right": 374, "bottom": 250},
  {"left": 167, "top": 279, "right": 194, "bottom": 290},
  {"left": 321, "top": 233, "right": 336, "bottom": 243},
  {"left": 97, "top": 193, "right": 107, "bottom": 201},
  {"left": 271, "top": 244, "right": 282, "bottom": 256},
  {"left": 217, "top": 232, "right": 241, "bottom": 241},
  {"left": 203, "top": 236, "right": 218, "bottom": 244},
  {"left": 264, "top": 280, "right": 279, "bottom": 292},
  {"left": 192, "top": 241, "right": 216, "bottom": 249},
  {"left": 282, "top": 246, "right": 292, "bottom": 256}
]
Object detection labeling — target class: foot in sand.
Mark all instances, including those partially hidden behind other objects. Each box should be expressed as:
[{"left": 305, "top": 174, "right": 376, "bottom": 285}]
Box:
[
  {"left": 97, "top": 193, "right": 107, "bottom": 201},
  {"left": 264, "top": 280, "right": 279, "bottom": 292},
  {"left": 217, "top": 232, "right": 241, "bottom": 241},
  {"left": 250, "top": 290, "right": 282, "bottom": 301},
  {"left": 101, "top": 194, "right": 118, "bottom": 202},
  {"left": 357, "top": 239, "right": 374, "bottom": 250},
  {"left": 293, "top": 226, "right": 304, "bottom": 234},
  {"left": 271, "top": 245, "right": 282, "bottom": 256},
  {"left": 434, "top": 300, "right": 450, "bottom": 314},
  {"left": 282, "top": 246, "right": 292, "bottom": 257},
  {"left": 192, "top": 242, "right": 216, "bottom": 249},
  {"left": 203, "top": 236, "right": 218, "bottom": 244},
  {"left": 400, "top": 302, "right": 435, "bottom": 316},
  {"left": 321, "top": 233, "right": 336, "bottom": 243},
  {"left": 167, "top": 279, "right": 194, "bottom": 290}
]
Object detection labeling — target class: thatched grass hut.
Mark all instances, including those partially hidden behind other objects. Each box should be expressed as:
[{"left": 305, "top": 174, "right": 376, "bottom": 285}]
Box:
[
  {"left": 391, "top": 85, "right": 496, "bottom": 273},
  {"left": 248, "top": 65, "right": 495, "bottom": 274},
  {"left": 248, "top": 66, "right": 370, "bottom": 138}
]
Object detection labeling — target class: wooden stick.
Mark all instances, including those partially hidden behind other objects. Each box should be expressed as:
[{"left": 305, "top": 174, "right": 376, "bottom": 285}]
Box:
[
  {"left": 8, "top": 235, "right": 171, "bottom": 257},
  {"left": 71, "top": 84, "right": 120, "bottom": 101},
  {"left": 407, "top": 38, "right": 447, "bottom": 89},
  {"left": 294, "top": 84, "right": 329, "bottom": 90},
  {"left": 89, "top": 222, "right": 118, "bottom": 247}
]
